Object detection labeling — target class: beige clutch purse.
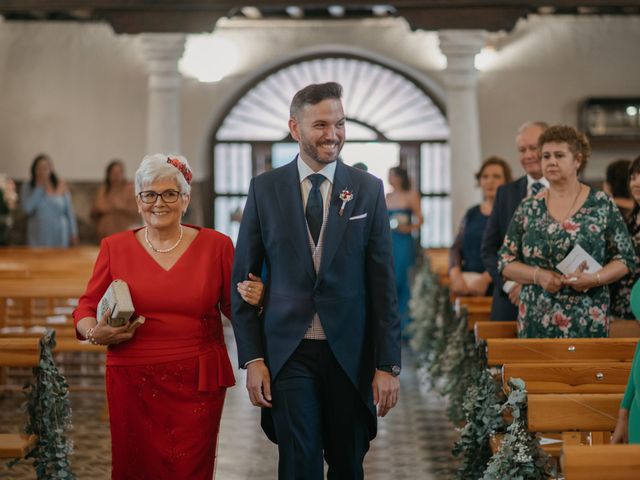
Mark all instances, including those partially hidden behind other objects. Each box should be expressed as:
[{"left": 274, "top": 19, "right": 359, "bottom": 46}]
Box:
[{"left": 97, "top": 279, "right": 136, "bottom": 327}]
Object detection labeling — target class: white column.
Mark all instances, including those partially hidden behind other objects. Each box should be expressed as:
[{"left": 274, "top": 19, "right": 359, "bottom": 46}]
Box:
[
  {"left": 139, "top": 33, "right": 186, "bottom": 154},
  {"left": 438, "top": 30, "right": 487, "bottom": 229}
]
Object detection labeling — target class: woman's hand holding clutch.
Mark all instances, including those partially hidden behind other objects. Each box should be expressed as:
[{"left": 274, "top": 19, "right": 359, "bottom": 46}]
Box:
[
  {"left": 237, "top": 273, "right": 264, "bottom": 307},
  {"left": 90, "top": 308, "right": 144, "bottom": 346}
]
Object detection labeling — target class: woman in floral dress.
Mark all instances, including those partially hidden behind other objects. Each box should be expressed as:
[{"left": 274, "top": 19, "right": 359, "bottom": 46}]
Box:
[
  {"left": 610, "top": 155, "right": 640, "bottom": 319},
  {"left": 499, "top": 125, "right": 635, "bottom": 338}
]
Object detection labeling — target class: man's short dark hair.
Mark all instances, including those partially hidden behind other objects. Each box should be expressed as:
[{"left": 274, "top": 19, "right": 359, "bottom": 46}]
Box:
[{"left": 290, "top": 82, "right": 343, "bottom": 119}]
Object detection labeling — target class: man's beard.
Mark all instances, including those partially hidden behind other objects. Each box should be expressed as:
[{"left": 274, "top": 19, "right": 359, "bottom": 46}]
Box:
[{"left": 300, "top": 137, "right": 343, "bottom": 164}]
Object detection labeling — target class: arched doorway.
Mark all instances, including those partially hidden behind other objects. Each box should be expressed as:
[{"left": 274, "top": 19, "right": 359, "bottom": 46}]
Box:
[{"left": 210, "top": 55, "right": 452, "bottom": 247}]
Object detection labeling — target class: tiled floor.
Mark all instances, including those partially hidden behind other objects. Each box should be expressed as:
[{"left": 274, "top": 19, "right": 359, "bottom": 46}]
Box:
[{"left": 0, "top": 329, "right": 458, "bottom": 479}]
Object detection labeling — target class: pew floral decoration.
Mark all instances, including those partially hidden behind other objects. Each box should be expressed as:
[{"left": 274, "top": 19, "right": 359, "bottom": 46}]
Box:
[
  {"left": 481, "top": 378, "right": 550, "bottom": 480},
  {"left": 8, "top": 330, "right": 76, "bottom": 479}
]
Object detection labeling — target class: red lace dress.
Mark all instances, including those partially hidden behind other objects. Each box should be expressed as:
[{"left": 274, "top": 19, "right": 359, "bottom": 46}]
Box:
[{"left": 74, "top": 227, "right": 236, "bottom": 480}]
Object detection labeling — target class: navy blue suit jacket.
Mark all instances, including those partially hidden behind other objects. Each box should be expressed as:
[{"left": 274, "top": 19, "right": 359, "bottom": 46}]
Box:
[
  {"left": 480, "top": 175, "right": 528, "bottom": 321},
  {"left": 231, "top": 159, "right": 401, "bottom": 441}
]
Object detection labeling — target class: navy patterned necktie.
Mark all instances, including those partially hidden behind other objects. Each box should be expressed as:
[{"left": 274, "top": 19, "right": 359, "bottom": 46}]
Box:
[
  {"left": 306, "top": 174, "right": 324, "bottom": 245},
  {"left": 530, "top": 181, "right": 543, "bottom": 196}
]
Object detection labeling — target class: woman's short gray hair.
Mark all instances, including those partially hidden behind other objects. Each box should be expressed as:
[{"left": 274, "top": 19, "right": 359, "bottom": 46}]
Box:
[{"left": 135, "top": 153, "right": 192, "bottom": 195}]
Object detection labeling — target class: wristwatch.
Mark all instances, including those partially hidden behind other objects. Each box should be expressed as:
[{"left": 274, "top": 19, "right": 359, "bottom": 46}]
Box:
[{"left": 377, "top": 365, "right": 401, "bottom": 377}]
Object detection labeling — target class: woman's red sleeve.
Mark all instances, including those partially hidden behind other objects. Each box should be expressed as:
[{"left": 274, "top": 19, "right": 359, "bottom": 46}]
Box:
[{"left": 73, "top": 239, "right": 112, "bottom": 338}]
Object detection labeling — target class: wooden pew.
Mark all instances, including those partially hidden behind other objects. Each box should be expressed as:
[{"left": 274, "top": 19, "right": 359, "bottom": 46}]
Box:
[
  {"left": 528, "top": 393, "right": 622, "bottom": 443},
  {"left": 502, "top": 362, "right": 631, "bottom": 394},
  {"left": 0, "top": 337, "right": 40, "bottom": 459},
  {"left": 562, "top": 444, "right": 640, "bottom": 480},
  {"left": 475, "top": 319, "right": 640, "bottom": 342},
  {"left": 474, "top": 321, "right": 517, "bottom": 342},
  {"left": 455, "top": 296, "right": 492, "bottom": 329},
  {"left": 486, "top": 338, "right": 639, "bottom": 366},
  {"left": 424, "top": 247, "right": 450, "bottom": 285}
]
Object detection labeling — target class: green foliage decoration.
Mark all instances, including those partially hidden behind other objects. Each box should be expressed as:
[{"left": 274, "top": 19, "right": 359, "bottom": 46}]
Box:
[
  {"left": 482, "top": 378, "right": 550, "bottom": 480},
  {"left": 408, "top": 261, "right": 440, "bottom": 361},
  {"left": 438, "top": 308, "right": 483, "bottom": 423},
  {"left": 8, "top": 330, "right": 75, "bottom": 479},
  {"left": 452, "top": 366, "right": 506, "bottom": 479},
  {"left": 426, "top": 284, "right": 457, "bottom": 385}
]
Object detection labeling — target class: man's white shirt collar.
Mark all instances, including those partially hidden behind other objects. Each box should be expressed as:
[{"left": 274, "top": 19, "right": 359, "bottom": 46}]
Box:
[
  {"left": 527, "top": 175, "right": 549, "bottom": 190},
  {"left": 297, "top": 154, "right": 336, "bottom": 184}
]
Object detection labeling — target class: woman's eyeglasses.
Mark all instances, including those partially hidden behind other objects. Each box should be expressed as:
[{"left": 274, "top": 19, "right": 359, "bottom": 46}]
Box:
[{"left": 138, "top": 190, "right": 183, "bottom": 204}]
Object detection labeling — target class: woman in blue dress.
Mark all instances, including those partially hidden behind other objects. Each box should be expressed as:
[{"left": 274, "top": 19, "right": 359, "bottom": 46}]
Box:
[
  {"left": 20, "top": 154, "right": 78, "bottom": 247},
  {"left": 449, "top": 157, "right": 512, "bottom": 296},
  {"left": 386, "top": 166, "right": 423, "bottom": 336}
]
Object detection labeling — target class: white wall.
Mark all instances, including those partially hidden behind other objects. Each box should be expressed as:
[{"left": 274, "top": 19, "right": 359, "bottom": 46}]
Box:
[
  {"left": 478, "top": 15, "right": 640, "bottom": 180},
  {"left": 1, "top": 15, "right": 639, "bottom": 188},
  {"left": 0, "top": 22, "right": 147, "bottom": 181}
]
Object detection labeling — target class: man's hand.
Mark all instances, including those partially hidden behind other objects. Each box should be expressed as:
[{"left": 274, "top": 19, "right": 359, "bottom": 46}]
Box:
[
  {"left": 372, "top": 370, "right": 400, "bottom": 417},
  {"left": 507, "top": 283, "right": 522, "bottom": 305},
  {"left": 246, "top": 360, "right": 272, "bottom": 408}
]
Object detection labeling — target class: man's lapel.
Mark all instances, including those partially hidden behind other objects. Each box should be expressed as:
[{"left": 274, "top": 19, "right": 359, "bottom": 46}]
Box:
[
  {"left": 275, "top": 159, "right": 316, "bottom": 282},
  {"left": 317, "top": 161, "right": 358, "bottom": 282}
]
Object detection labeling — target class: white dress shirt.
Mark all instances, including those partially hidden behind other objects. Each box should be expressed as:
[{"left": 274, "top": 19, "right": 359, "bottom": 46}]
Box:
[
  {"left": 527, "top": 174, "right": 549, "bottom": 196},
  {"left": 297, "top": 155, "right": 336, "bottom": 340}
]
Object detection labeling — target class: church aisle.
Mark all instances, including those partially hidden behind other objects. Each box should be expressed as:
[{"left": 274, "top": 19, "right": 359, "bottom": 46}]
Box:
[
  {"left": 0, "top": 329, "right": 458, "bottom": 479},
  {"left": 215, "top": 329, "right": 458, "bottom": 479}
]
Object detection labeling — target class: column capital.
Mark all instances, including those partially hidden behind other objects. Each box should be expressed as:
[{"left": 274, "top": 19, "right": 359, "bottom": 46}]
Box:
[
  {"left": 139, "top": 33, "right": 186, "bottom": 64},
  {"left": 438, "top": 30, "right": 487, "bottom": 58},
  {"left": 438, "top": 29, "right": 487, "bottom": 89}
]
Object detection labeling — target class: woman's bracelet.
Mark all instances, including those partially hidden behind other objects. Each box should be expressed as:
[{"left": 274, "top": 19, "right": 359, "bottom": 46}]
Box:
[
  {"left": 85, "top": 326, "right": 99, "bottom": 345},
  {"left": 596, "top": 272, "right": 602, "bottom": 286},
  {"left": 532, "top": 266, "right": 540, "bottom": 285}
]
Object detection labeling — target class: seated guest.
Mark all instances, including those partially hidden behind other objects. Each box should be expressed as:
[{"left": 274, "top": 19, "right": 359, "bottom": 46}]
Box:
[
  {"left": 20, "top": 154, "right": 78, "bottom": 247},
  {"left": 499, "top": 125, "right": 635, "bottom": 338},
  {"left": 604, "top": 158, "right": 634, "bottom": 217},
  {"left": 449, "top": 156, "right": 512, "bottom": 296},
  {"left": 611, "top": 156, "right": 640, "bottom": 319},
  {"left": 91, "top": 159, "right": 139, "bottom": 240},
  {"left": 74, "top": 154, "right": 263, "bottom": 479}
]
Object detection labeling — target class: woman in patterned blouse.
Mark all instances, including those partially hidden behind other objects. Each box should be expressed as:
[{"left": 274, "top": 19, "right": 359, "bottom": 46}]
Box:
[
  {"left": 498, "top": 125, "right": 635, "bottom": 338},
  {"left": 610, "top": 155, "right": 640, "bottom": 319}
]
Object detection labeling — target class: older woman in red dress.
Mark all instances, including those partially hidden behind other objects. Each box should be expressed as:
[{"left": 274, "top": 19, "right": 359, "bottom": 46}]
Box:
[{"left": 74, "top": 154, "right": 263, "bottom": 479}]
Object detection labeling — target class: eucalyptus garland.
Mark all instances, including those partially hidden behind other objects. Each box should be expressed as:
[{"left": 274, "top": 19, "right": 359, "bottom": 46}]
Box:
[
  {"left": 452, "top": 366, "right": 506, "bottom": 479},
  {"left": 9, "top": 330, "right": 76, "bottom": 479},
  {"left": 482, "top": 378, "right": 550, "bottom": 480},
  {"left": 427, "top": 284, "right": 457, "bottom": 385},
  {"left": 408, "top": 261, "right": 440, "bottom": 361},
  {"left": 439, "top": 308, "right": 485, "bottom": 423}
]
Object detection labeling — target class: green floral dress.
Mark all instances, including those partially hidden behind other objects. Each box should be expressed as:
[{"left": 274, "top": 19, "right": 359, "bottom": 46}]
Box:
[{"left": 498, "top": 188, "right": 636, "bottom": 338}]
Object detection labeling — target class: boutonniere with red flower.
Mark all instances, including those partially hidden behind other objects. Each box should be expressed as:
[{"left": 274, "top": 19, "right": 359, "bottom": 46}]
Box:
[{"left": 338, "top": 189, "right": 353, "bottom": 216}]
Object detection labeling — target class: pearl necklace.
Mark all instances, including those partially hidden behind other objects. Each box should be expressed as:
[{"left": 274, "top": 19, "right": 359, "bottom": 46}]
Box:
[{"left": 145, "top": 225, "right": 183, "bottom": 253}]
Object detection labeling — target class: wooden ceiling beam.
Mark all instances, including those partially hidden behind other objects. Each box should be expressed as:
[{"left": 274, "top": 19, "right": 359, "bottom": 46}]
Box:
[
  {"left": 1, "top": 1, "right": 639, "bottom": 8},
  {"left": 1, "top": 1, "right": 638, "bottom": 33}
]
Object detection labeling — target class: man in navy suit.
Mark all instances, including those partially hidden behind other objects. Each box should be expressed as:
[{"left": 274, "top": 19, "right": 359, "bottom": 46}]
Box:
[
  {"left": 231, "top": 82, "right": 401, "bottom": 479},
  {"left": 481, "top": 121, "right": 548, "bottom": 320}
]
